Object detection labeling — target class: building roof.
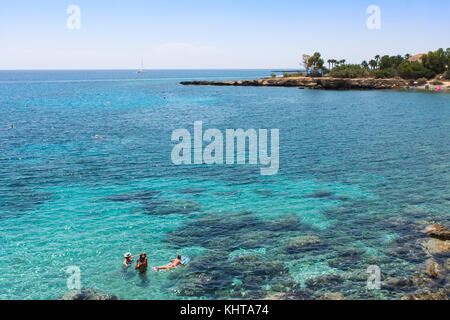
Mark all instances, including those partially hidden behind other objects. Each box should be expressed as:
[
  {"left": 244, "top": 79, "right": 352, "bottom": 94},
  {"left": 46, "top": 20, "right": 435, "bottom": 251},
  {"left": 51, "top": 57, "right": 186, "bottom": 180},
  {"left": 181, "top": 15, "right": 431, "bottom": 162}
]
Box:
[{"left": 408, "top": 54, "right": 424, "bottom": 62}]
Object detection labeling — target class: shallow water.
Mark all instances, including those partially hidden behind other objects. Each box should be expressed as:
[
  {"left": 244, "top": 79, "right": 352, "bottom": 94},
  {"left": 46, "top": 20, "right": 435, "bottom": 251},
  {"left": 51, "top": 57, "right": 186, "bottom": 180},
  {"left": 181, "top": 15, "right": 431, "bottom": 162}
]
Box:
[{"left": 0, "top": 70, "right": 449, "bottom": 299}]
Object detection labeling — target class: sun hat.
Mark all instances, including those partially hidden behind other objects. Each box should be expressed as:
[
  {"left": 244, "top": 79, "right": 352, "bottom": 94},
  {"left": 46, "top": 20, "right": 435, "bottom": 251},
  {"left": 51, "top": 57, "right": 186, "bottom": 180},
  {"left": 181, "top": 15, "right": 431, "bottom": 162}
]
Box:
[{"left": 124, "top": 252, "right": 132, "bottom": 258}]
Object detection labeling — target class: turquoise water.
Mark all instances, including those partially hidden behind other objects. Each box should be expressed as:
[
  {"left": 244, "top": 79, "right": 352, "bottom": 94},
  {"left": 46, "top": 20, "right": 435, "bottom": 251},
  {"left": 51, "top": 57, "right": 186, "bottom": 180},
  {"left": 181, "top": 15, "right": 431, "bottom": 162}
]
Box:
[{"left": 0, "top": 70, "right": 449, "bottom": 300}]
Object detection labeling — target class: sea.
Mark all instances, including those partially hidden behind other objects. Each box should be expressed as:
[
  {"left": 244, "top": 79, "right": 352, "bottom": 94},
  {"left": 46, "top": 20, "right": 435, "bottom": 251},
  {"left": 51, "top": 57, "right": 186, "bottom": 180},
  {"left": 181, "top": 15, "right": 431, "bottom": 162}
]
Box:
[{"left": 0, "top": 70, "right": 449, "bottom": 299}]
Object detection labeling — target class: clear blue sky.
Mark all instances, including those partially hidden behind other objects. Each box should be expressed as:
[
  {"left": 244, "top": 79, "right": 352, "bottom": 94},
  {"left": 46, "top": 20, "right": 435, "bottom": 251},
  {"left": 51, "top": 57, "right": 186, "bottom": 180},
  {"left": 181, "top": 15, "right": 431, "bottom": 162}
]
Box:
[{"left": 0, "top": 0, "right": 449, "bottom": 69}]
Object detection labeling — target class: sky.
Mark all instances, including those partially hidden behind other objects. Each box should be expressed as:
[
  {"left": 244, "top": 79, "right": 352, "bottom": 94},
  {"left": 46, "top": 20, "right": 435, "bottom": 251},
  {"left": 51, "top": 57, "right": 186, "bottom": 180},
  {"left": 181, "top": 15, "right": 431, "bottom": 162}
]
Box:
[{"left": 0, "top": 0, "right": 449, "bottom": 69}]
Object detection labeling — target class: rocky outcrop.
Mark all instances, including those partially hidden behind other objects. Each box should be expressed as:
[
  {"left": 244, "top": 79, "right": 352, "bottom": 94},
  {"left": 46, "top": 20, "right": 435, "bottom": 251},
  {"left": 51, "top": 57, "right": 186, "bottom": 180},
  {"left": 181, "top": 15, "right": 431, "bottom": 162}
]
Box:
[
  {"left": 60, "top": 288, "right": 118, "bottom": 300},
  {"left": 180, "top": 77, "right": 406, "bottom": 90},
  {"left": 401, "top": 289, "right": 448, "bottom": 300},
  {"left": 424, "top": 223, "right": 450, "bottom": 241}
]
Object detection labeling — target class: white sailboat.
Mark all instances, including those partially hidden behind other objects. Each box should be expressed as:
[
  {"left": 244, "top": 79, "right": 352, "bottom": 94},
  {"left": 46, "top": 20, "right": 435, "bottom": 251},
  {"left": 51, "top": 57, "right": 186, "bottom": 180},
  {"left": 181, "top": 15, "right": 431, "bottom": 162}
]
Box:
[{"left": 137, "top": 57, "right": 144, "bottom": 73}]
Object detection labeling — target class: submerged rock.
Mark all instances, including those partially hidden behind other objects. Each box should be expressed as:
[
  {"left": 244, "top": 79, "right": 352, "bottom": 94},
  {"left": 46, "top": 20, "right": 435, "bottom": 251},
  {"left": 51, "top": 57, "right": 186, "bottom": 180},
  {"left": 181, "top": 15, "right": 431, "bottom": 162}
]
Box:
[
  {"left": 108, "top": 190, "right": 160, "bottom": 202},
  {"left": 425, "top": 258, "right": 446, "bottom": 279},
  {"left": 421, "top": 238, "right": 450, "bottom": 255},
  {"left": 60, "top": 288, "right": 118, "bottom": 300},
  {"left": 264, "top": 289, "right": 313, "bottom": 300},
  {"left": 285, "top": 235, "right": 322, "bottom": 253},
  {"left": 305, "top": 274, "right": 343, "bottom": 290},
  {"left": 177, "top": 188, "right": 206, "bottom": 195},
  {"left": 382, "top": 277, "right": 413, "bottom": 290},
  {"left": 307, "top": 190, "right": 334, "bottom": 198},
  {"left": 401, "top": 289, "right": 448, "bottom": 300},
  {"left": 424, "top": 223, "right": 450, "bottom": 241},
  {"left": 316, "top": 293, "right": 347, "bottom": 300},
  {"left": 263, "top": 214, "right": 301, "bottom": 231}
]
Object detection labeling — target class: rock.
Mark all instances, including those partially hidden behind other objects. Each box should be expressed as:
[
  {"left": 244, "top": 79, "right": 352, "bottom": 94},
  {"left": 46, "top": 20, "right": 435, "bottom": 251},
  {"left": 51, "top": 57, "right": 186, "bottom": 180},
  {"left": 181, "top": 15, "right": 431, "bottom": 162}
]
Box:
[
  {"left": 305, "top": 274, "right": 343, "bottom": 290},
  {"left": 180, "top": 77, "right": 406, "bottom": 90},
  {"left": 382, "top": 277, "right": 413, "bottom": 290},
  {"left": 424, "top": 223, "right": 450, "bottom": 241},
  {"left": 264, "top": 290, "right": 313, "bottom": 300},
  {"left": 307, "top": 190, "right": 334, "bottom": 198},
  {"left": 285, "top": 235, "right": 321, "bottom": 253},
  {"left": 421, "top": 238, "right": 450, "bottom": 255},
  {"left": 411, "top": 271, "right": 436, "bottom": 288},
  {"left": 401, "top": 289, "right": 448, "bottom": 300},
  {"left": 425, "top": 258, "right": 446, "bottom": 279},
  {"left": 60, "top": 288, "right": 118, "bottom": 300},
  {"left": 316, "top": 293, "right": 347, "bottom": 300},
  {"left": 264, "top": 293, "right": 286, "bottom": 300}
]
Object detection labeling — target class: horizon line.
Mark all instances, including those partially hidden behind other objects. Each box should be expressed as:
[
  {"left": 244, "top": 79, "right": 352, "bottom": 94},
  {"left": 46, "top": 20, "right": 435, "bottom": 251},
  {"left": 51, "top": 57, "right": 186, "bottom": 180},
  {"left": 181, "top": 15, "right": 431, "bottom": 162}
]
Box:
[{"left": 0, "top": 68, "right": 302, "bottom": 71}]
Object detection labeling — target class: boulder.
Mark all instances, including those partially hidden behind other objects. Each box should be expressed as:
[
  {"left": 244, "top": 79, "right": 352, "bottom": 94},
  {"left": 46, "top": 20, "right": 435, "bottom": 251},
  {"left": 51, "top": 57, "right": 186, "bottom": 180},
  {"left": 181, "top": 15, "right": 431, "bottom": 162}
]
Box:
[
  {"left": 382, "top": 277, "right": 413, "bottom": 290},
  {"left": 424, "top": 223, "right": 450, "bottom": 241},
  {"left": 425, "top": 258, "right": 446, "bottom": 279},
  {"left": 421, "top": 238, "right": 450, "bottom": 255}
]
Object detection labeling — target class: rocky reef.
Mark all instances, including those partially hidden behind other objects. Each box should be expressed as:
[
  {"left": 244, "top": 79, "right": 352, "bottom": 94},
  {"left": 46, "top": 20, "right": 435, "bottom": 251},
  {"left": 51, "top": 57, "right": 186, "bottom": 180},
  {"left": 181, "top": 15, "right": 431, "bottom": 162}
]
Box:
[
  {"left": 60, "top": 288, "right": 118, "bottom": 300},
  {"left": 180, "top": 77, "right": 407, "bottom": 90}
]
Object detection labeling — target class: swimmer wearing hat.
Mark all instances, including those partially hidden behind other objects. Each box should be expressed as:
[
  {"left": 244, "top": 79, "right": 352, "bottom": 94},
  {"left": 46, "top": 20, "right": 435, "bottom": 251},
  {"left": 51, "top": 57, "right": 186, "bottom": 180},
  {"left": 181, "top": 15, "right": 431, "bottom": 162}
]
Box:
[{"left": 123, "top": 252, "right": 140, "bottom": 268}]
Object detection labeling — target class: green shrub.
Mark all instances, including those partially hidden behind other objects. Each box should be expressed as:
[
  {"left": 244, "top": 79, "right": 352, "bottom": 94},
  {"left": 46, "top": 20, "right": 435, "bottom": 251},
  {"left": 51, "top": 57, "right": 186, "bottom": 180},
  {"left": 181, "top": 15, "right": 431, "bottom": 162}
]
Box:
[
  {"left": 330, "top": 64, "right": 369, "bottom": 78},
  {"left": 397, "top": 61, "right": 435, "bottom": 79},
  {"left": 373, "top": 68, "right": 397, "bottom": 79},
  {"left": 445, "top": 70, "right": 450, "bottom": 80},
  {"left": 283, "top": 72, "right": 304, "bottom": 78},
  {"left": 271, "top": 73, "right": 277, "bottom": 78}
]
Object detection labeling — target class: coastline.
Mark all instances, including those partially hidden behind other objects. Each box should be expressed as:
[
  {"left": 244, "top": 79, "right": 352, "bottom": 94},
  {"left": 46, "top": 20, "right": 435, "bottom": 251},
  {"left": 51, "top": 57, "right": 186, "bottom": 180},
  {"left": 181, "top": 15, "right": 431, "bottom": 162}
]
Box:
[{"left": 181, "top": 76, "right": 450, "bottom": 91}]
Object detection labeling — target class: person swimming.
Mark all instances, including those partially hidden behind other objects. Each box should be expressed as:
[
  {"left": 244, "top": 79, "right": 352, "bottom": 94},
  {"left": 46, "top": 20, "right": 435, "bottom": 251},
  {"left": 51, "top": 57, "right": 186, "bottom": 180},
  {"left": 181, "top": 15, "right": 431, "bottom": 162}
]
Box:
[
  {"left": 123, "top": 252, "right": 140, "bottom": 268},
  {"left": 135, "top": 252, "right": 148, "bottom": 274},
  {"left": 153, "top": 254, "right": 184, "bottom": 272}
]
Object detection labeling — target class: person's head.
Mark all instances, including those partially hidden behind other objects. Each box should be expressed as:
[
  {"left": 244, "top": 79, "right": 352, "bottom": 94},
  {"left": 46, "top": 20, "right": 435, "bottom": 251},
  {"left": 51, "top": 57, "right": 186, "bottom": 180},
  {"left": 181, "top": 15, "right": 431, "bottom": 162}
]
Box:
[
  {"left": 124, "top": 252, "right": 132, "bottom": 259},
  {"left": 177, "top": 254, "right": 181, "bottom": 260},
  {"left": 140, "top": 253, "right": 147, "bottom": 261}
]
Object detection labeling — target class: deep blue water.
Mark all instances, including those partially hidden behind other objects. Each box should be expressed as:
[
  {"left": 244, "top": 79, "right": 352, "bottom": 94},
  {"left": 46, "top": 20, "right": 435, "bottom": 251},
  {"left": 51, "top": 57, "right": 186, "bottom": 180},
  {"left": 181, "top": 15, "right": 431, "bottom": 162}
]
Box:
[{"left": 0, "top": 70, "right": 449, "bottom": 300}]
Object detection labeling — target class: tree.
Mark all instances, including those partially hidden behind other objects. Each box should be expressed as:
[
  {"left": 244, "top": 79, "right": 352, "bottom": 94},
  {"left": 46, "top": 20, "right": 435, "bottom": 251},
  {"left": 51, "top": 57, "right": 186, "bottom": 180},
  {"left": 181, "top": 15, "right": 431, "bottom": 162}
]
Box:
[
  {"left": 307, "top": 52, "right": 327, "bottom": 76},
  {"left": 375, "top": 55, "right": 380, "bottom": 68},
  {"left": 361, "top": 60, "right": 369, "bottom": 70},
  {"left": 302, "top": 54, "right": 311, "bottom": 75},
  {"left": 369, "top": 59, "right": 377, "bottom": 70},
  {"left": 330, "top": 64, "right": 369, "bottom": 78},
  {"left": 422, "top": 48, "right": 447, "bottom": 75},
  {"left": 331, "top": 59, "right": 337, "bottom": 68},
  {"left": 397, "top": 61, "right": 435, "bottom": 79}
]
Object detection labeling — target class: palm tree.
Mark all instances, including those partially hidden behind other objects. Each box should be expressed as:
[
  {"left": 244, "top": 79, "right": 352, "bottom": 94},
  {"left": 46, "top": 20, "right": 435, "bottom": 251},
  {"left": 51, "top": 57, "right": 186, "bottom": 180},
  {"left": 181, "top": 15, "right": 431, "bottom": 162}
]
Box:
[
  {"left": 369, "top": 59, "right": 377, "bottom": 70},
  {"left": 340, "top": 59, "right": 346, "bottom": 65},
  {"left": 375, "top": 55, "right": 380, "bottom": 68},
  {"left": 327, "top": 59, "right": 332, "bottom": 70},
  {"left": 361, "top": 60, "right": 369, "bottom": 70}
]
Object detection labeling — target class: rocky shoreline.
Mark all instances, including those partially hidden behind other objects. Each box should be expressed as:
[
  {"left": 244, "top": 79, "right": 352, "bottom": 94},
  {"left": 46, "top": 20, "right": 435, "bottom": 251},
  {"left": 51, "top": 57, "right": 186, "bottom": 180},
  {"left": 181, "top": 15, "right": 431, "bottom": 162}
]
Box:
[{"left": 180, "top": 77, "right": 449, "bottom": 91}]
